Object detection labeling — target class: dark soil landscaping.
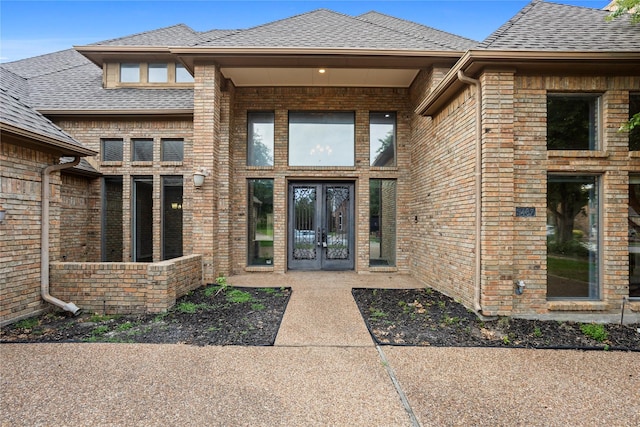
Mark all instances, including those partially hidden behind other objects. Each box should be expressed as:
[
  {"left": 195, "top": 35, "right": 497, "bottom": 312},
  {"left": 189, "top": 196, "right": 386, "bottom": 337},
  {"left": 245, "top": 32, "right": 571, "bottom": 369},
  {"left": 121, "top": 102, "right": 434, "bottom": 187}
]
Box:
[
  {"left": 2, "top": 284, "right": 639, "bottom": 350},
  {"left": 0, "top": 285, "right": 291, "bottom": 346},
  {"left": 352, "top": 288, "right": 640, "bottom": 351}
]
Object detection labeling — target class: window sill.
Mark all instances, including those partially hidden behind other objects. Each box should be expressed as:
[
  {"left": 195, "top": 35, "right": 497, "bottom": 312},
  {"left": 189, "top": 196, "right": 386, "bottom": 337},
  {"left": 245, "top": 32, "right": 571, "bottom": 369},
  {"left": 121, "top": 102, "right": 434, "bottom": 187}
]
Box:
[
  {"left": 547, "top": 150, "right": 608, "bottom": 159},
  {"left": 287, "top": 166, "right": 357, "bottom": 171},
  {"left": 547, "top": 300, "right": 609, "bottom": 311},
  {"left": 101, "top": 161, "right": 123, "bottom": 166},
  {"left": 368, "top": 266, "right": 398, "bottom": 273},
  {"left": 160, "top": 161, "right": 183, "bottom": 167},
  {"left": 131, "top": 161, "right": 153, "bottom": 167},
  {"left": 246, "top": 166, "right": 274, "bottom": 170},
  {"left": 245, "top": 266, "right": 274, "bottom": 272}
]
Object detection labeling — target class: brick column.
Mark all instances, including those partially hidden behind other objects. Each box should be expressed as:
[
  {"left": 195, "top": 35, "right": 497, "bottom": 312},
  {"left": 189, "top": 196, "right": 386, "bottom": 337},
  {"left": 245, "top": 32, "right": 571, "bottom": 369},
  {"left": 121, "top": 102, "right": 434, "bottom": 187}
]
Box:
[
  {"left": 192, "top": 63, "right": 219, "bottom": 281},
  {"left": 480, "top": 70, "right": 516, "bottom": 315}
]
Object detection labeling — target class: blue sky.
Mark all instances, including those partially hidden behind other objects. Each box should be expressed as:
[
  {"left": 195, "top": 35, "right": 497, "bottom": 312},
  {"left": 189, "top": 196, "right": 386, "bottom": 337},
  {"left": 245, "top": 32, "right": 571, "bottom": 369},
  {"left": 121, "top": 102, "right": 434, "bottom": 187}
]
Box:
[{"left": 1, "top": 0, "right": 609, "bottom": 63}]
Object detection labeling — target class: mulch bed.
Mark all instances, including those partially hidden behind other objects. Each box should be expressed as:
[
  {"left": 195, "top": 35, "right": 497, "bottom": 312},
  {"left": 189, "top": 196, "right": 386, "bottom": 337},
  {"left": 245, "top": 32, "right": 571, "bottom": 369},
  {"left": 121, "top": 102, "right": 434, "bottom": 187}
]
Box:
[
  {"left": 0, "top": 285, "right": 291, "bottom": 346},
  {"left": 352, "top": 288, "right": 640, "bottom": 351}
]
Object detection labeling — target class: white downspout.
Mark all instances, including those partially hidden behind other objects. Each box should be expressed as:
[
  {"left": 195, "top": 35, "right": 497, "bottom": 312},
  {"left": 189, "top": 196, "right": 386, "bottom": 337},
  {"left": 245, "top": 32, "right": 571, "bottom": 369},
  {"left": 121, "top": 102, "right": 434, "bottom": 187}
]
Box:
[
  {"left": 457, "top": 70, "right": 483, "bottom": 315},
  {"left": 41, "top": 157, "right": 81, "bottom": 315}
]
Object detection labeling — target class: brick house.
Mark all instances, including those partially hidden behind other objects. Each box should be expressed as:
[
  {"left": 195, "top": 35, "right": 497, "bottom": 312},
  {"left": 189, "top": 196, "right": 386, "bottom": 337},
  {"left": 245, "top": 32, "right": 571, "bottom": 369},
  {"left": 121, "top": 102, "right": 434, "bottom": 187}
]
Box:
[{"left": 1, "top": 0, "right": 639, "bottom": 324}]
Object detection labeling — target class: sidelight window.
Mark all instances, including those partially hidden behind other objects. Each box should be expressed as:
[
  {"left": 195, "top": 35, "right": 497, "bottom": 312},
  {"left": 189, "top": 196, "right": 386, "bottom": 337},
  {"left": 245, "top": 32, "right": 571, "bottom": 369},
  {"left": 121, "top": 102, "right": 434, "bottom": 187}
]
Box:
[
  {"left": 369, "top": 179, "right": 396, "bottom": 267},
  {"left": 370, "top": 112, "right": 396, "bottom": 166},
  {"left": 248, "top": 179, "right": 274, "bottom": 266}
]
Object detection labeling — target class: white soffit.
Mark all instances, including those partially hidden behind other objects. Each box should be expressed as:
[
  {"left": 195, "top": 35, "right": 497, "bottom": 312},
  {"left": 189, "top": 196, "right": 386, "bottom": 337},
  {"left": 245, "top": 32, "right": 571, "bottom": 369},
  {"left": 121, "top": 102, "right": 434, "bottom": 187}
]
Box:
[{"left": 220, "top": 67, "right": 420, "bottom": 87}]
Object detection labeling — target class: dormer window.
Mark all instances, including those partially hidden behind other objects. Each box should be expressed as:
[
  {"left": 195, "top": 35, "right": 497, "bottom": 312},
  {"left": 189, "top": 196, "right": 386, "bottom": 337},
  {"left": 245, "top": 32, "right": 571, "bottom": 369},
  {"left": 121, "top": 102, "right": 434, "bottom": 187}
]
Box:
[
  {"left": 148, "top": 63, "right": 168, "bottom": 83},
  {"left": 176, "top": 64, "right": 194, "bottom": 83},
  {"left": 120, "top": 63, "right": 140, "bottom": 83},
  {"left": 111, "top": 62, "right": 193, "bottom": 87}
]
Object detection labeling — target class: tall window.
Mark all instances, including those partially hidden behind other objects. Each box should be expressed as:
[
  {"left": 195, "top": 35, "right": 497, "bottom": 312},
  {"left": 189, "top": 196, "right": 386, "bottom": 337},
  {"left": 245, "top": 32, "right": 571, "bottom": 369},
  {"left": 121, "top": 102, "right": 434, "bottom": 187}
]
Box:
[
  {"left": 369, "top": 179, "right": 396, "bottom": 267},
  {"left": 248, "top": 179, "right": 274, "bottom": 266},
  {"left": 120, "top": 63, "right": 140, "bottom": 83},
  {"left": 148, "top": 63, "right": 168, "bottom": 83},
  {"left": 629, "top": 94, "right": 640, "bottom": 151},
  {"left": 162, "top": 176, "right": 183, "bottom": 260},
  {"left": 132, "top": 176, "right": 153, "bottom": 262},
  {"left": 247, "top": 112, "right": 274, "bottom": 166},
  {"left": 629, "top": 176, "right": 640, "bottom": 298},
  {"left": 547, "top": 175, "right": 599, "bottom": 299},
  {"left": 370, "top": 112, "right": 396, "bottom": 166},
  {"left": 289, "top": 111, "right": 354, "bottom": 166},
  {"left": 547, "top": 94, "right": 600, "bottom": 150},
  {"left": 101, "top": 138, "right": 123, "bottom": 161},
  {"left": 102, "top": 176, "right": 123, "bottom": 262},
  {"left": 132, "top": 138, "right": 154, "bottom": 161}
]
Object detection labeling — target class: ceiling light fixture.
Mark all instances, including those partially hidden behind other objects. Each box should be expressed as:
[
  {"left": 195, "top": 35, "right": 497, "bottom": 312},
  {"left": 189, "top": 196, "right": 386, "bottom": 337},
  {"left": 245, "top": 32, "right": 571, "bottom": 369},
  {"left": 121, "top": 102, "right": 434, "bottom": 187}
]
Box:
[{"left": 318, "top": 68, "right": 326, "bottom": 74}]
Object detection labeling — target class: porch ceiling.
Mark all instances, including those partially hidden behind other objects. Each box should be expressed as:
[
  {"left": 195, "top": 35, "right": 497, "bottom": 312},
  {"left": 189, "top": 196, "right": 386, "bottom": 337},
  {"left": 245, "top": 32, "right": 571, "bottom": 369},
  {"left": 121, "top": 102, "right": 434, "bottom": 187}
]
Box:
[{"left": 220, "top": 67, "right": 420, "bottom": 87}]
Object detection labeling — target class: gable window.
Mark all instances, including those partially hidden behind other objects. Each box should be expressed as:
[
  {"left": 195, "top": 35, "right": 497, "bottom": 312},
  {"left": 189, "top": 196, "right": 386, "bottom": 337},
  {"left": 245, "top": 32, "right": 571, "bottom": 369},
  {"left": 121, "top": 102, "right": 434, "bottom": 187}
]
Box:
[
  {"left": 148, "top": 63, "right": 168, "bottom": 83},
  {"left": 161, "top": 138, "right": 184, "bottom": 162},
  {"left": 102, "top": 138, "right": 123, "bottom": 161},
  {"left": 289, "top": 111, "right": 354, "bottom": 167},
  {"left": 547, "top": 94, "right": 600, "bottom": 150},
  {"left": 132, "top": 138, "right": 154, "bottom": 162},
  {"left": 547, "top": 175, "right": 599, "bottom": 299},
  {"left": 176, "top": 64, "right": 194, "bottom": 83},
  {"left": 370, "top": 112, "right": 396, "bottom": 167},
  {"left": 120, "top": 63, "right": 140, "bottom": 83},
  {"left": 248, "top": 112, "right": 274, "bottom": 166},
  {"left": 630, "top": 94, "right": 640, "bottom": 151}
]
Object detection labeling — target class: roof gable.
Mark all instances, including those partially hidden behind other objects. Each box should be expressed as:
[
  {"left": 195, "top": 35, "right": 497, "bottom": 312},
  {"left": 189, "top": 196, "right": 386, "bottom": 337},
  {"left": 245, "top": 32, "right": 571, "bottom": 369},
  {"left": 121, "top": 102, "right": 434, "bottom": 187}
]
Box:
[
  {"left": 480, "top": 0, "right": 640, "bottom": 51},
  {"left": 194, "top": 9, "right": 461, "bottom": 51}
]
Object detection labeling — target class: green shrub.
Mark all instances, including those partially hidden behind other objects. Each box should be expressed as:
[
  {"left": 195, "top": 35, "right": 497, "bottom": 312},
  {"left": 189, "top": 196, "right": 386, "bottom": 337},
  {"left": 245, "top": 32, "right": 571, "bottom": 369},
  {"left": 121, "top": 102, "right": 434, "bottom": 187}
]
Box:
[{"left": 580, "top": 323, "right": 608, "bottom": 342}]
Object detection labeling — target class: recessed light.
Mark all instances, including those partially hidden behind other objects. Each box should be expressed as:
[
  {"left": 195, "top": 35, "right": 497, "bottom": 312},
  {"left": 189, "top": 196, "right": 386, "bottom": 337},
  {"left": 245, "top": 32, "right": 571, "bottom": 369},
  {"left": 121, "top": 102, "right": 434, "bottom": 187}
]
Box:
[{"left": 318, "top": 68, "right": 326, "bottom": 74}]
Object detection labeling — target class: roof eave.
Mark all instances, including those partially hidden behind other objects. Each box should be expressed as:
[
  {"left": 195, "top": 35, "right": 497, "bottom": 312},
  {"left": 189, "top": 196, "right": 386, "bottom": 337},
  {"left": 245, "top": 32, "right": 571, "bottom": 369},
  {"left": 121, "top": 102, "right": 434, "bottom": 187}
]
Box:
[
  {"left": 0, "top": 123, "right": 97, "bottom": 157},
  {"left": 417, "top": 50, "right": 640, "bottom": 116},
  {"left": 74, "top": 45, "right": 174, "bottom": 67},
  {"left": 40, "top": 109, "right": 193, "bottom": 117}
]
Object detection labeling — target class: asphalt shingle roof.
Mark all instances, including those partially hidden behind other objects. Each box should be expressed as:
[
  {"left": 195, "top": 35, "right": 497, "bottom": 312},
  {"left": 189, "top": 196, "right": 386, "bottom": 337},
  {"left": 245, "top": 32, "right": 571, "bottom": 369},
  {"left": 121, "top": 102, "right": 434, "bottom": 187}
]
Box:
[
  {"left": 0, "top": 78, "right": 87, "bottom": 148},
  {"left": 194, "top": 9, "right": 465, "bottom": 51},
  {"left": 480, "top": 0, "right": 640, "bottom": 51},
  {"left": 92, "top": 24, "right": 201, "bottom": 46},
  {"left": 357, "top": 11, "right": 478, "bottom": 51}
]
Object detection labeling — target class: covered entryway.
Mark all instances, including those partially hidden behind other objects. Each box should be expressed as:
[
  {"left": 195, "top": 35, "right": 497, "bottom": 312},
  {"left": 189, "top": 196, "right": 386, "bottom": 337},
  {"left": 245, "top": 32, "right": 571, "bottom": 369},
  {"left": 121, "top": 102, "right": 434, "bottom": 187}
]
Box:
[{"left": 288, "top": 181, "right": 354, "bottom": 270}]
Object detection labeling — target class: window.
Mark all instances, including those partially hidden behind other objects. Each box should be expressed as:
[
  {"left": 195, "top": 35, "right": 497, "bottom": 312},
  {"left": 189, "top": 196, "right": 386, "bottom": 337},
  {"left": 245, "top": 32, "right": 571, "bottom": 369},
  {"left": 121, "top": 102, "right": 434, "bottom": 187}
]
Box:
[
  {"left": 101, "top": 138, "right": 123, "bottom": 161},
  {"left": 102, "top": 176, "right": 123, "bottom": 262},
  {"left": 161, "top": 139, "right": 184, "bottom": 162},
  {"left": 176, "top": 64, "right": 194, "bottom": 83},
  {"left": 120, "top": 63, "right": 140, "bottom": 83},
  {"left": 289, "top": 112, "right": 354, "bottom": 166},
  {"left": 629, "top": 94, "right": 640, "bottom": 151},
  {"left": 629, "top": 177, "right": 640, "bottom": 297},
  {"left": 248, "top": 179, "right": 274, "bottom": 266},
  {"left": 162, "top": 176, "right": 183, "bottom": 260},
  {"left": 547, "top": 175, "right": 599, "bottom": 299},
  {"left": 148, "top": 63, "right": 168, "bottom": 83},
  {"left": 547, "top": 94, "right": 600, "bottom": 150},
  {"left": 370, "top": 112, "right": 396, "bottom": 166},
  {"left": 132, "top": 176, "right": 153, "bottom": 262},
  {"left": 248, "top": 112, "right": 274, "bottom": 166},
  {"left": 132, "top": 138, "right": 153, "bottom": 161},
  {"left": 369, "top": 179, "right": 396, "bottom": 267}
]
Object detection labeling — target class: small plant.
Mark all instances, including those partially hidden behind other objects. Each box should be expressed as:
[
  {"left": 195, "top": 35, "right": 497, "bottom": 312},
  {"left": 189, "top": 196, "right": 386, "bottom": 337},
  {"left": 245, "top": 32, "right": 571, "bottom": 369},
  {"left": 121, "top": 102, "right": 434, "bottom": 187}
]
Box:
[
  {"left": 533, "top": 327, "right": 543, "bottom": 338},
  {"left": 15, "top": 318, "right": 39, "bottom": 330},
  {"left": 580, "top": 323, "right": 608, "bottom": 342},
  {"left": 442, "top": 315, "right": 461, "bottom": 326},
  {"left": 116, "top": 322, "right": 135, "bottom": 332},
  {"left": 502, "top": 335, "right": 511, "bottom": 345},
  {"left": 370, "top": 308, "right": 388, "bottom": 319},
  {"left": 176, "top": 302, "right": 198, "bottom": 314},
  {"left": 251, "top": 303, "right": 266, "bottom": 311},
  {"left": 226, "top": 289, "right": 253, "bottom": 304},
  {"left": 424, "top": 288, "right": 433, "bottom": 295},
  {"left": 259, "top": 287, "right": 277, "bottom": 294},
  {"left": 89, "top": 314, "right": 116, "bottom": 323},
  {"left": 498, "top": 317, "right": 511, "bottom": 329},
  {"left": 437, "top": 301, "right": 446, "bottom": 309},
  {"left": 91, "top": 325, "right": 110, "bottom": 337}
]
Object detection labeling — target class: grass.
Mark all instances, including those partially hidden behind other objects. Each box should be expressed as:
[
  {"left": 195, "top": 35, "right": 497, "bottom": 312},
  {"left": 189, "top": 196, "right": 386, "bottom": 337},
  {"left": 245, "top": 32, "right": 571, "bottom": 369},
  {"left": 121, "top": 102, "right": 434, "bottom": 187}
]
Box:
[
  {"left": 370, "top": 308, "right": 388, "bottom": 319},
  {"left": 15, "top": 318, "right": 39, "bottom": 330},
  {"left": 226, "top": 289, "right": 254, "bottom": 304},
  {"left": 176, "top": 302, "right": 198, "bottom": 314}
]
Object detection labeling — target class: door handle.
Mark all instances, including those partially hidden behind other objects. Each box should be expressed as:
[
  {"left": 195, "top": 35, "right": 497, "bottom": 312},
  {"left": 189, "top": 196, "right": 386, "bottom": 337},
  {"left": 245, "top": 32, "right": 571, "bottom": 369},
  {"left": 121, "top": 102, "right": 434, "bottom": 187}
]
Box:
[
  {"left": 317, "top": 227, "right": 322, "bottom": 247},
  {"left": 322, "top": 229, "right": 327, "bottom": 248}
]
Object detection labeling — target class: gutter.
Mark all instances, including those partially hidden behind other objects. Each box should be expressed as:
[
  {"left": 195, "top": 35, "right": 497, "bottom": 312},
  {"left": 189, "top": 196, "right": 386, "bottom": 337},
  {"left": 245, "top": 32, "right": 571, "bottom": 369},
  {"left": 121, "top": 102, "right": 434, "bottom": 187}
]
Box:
[
  {"left": 456, "top": 70, "right": 484, "bottom": 316},
  {"left": 41, "top": 157, "right": 82, "bottom": 315}
]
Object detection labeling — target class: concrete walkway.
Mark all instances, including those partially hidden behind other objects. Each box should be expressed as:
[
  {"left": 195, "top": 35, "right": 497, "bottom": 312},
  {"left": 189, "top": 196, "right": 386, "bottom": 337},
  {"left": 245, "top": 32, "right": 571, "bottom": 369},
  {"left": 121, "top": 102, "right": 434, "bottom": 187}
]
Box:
[{"left": 1, "top": 272, "right": 639, "bottom": 426}]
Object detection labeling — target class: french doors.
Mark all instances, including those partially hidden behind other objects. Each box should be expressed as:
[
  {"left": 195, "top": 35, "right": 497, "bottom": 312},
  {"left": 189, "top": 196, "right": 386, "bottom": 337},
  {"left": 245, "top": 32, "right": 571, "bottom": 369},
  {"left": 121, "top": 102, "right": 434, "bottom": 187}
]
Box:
[{"left": 288, "top": 182, "right": 355, "bottom": 270}]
